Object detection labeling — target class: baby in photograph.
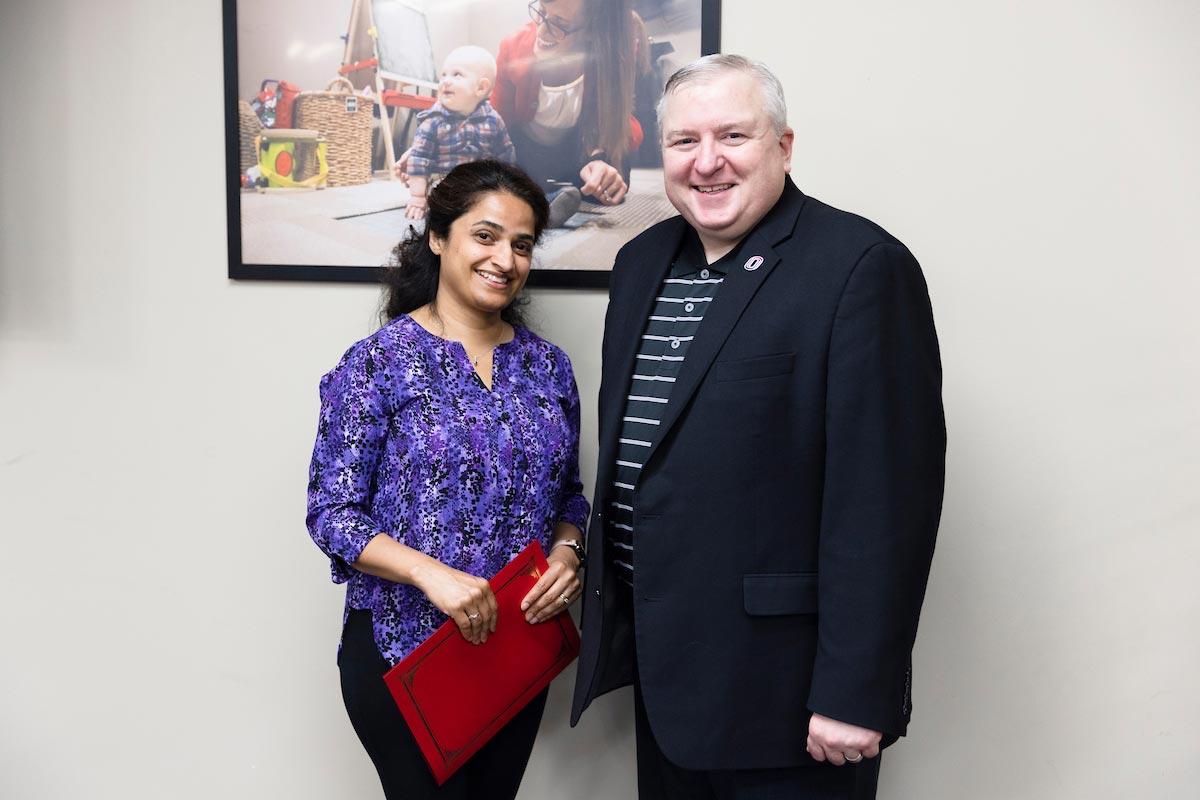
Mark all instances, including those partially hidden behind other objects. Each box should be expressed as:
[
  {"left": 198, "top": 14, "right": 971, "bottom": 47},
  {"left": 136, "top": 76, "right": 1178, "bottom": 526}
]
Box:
[{"left": 399, "top": 45, "right": 515, "bottom": 219}]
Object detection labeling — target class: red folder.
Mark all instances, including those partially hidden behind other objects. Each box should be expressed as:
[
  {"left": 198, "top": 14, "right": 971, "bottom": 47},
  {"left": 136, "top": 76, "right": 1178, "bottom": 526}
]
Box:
[{"left": 383, "top": 541, "right": 580, "bottom": 785}]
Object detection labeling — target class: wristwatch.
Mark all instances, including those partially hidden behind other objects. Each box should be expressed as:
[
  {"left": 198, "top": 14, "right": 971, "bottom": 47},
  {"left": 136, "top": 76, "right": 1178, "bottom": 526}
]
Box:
[{"left": 553, "top": 539, "right": 587, "bottom": 570}]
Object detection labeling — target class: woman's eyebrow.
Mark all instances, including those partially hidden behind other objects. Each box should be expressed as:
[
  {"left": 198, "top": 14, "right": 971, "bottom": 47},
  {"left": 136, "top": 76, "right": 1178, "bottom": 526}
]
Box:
[{"left": 471, "top": 219, "right": 534, "bottom": 241}]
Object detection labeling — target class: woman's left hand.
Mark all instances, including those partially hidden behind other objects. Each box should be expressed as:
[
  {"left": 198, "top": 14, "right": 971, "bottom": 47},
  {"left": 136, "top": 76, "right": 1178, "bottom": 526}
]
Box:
[
  {"left": 521, "top": 547, "right": 581, "bottom": 624},
  {"left": 579, "top": 160, "right": 628, "bottom": 206}
]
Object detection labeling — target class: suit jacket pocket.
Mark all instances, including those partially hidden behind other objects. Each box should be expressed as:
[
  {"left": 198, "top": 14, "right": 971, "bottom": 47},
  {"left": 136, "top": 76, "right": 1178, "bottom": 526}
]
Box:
[
  {"left": 713, "top": 352, "right": 795, "bottom": 382},
  {"left": 743, "top": 573, "right": 818, "bottom": 616}
]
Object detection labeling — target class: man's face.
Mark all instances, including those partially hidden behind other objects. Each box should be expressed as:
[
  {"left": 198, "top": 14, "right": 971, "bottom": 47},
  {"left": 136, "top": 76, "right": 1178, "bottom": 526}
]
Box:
[
  {"left": 660, "top": 72, "right": 794, "bottom": 258},
  {"left": 438, "top": 52, "right": 491, "bottom": 116}
]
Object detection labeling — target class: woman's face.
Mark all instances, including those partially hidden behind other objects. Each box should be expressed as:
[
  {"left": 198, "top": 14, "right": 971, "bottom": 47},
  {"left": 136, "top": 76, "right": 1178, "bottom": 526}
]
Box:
[
  {"left": 430, "top": 192, "right": 536, "bottom": 319},
  {"left": 531, "top": 0, "right": 588, "bottom": 62}
]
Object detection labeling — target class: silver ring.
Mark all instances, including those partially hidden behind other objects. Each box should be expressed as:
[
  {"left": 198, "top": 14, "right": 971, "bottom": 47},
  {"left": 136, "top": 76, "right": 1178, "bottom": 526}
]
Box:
[
  {"left": 467, "top": 613, "right": 480, "bottom": 621},
  {"left": 559, "top": 593, "right": 571, "bottom": 606},
  {"left": 844, "top": 753, "right": 863, "bottom": 764}
]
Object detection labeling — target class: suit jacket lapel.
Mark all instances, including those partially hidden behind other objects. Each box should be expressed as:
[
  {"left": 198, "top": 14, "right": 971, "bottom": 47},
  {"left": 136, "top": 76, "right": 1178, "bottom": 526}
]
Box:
[
  {"left": 596, "top": 219, "right": 687, "bottom": 498},
  {"left": 643, "top": 181, "right": 808, "bottom": 468}
]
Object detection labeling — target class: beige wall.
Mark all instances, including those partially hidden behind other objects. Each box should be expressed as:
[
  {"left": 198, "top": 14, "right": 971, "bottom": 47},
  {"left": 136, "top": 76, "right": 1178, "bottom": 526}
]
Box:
[{"left": 1, "top": 1, "right": 1197, "bottom": 798}]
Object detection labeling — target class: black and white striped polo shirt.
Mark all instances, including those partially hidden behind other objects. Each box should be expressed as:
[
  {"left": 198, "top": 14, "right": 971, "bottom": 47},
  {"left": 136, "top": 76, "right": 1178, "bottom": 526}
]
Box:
[{"left": 605, "top": 231, "right": 746, "bottom": 589}]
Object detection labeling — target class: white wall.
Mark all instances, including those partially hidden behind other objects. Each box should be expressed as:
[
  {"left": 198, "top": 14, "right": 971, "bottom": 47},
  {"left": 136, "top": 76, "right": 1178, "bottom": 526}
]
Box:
[{"left": 1, "top": 1, "right": 1197, "bottom": 798}]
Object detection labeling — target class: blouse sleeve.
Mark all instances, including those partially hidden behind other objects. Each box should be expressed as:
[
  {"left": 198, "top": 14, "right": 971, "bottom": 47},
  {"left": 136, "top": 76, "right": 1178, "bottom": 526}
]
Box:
[
  {"left": 306, "top": 340, "right": 393, "bottom": 583},
  {"left": 554, "top": 350, "right": 591, "bottom": 532}
]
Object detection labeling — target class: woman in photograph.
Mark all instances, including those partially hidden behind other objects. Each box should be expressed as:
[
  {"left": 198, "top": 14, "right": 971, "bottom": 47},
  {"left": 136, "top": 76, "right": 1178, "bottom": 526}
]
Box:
[
  {"left": 306, "top": 160, "right": 589, "bottom": 800},
  {"left": 492, "top": 0, "right": 643, "bottom": 210}
]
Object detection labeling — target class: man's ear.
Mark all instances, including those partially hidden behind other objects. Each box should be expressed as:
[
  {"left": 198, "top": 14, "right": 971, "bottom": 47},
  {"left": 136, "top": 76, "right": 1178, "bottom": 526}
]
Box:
[
  {"left": 477, "top": 76, "right": 493, "bottom": 98},
  {"left": 780, "top": 125, "right": 795, "bottom": 174}
]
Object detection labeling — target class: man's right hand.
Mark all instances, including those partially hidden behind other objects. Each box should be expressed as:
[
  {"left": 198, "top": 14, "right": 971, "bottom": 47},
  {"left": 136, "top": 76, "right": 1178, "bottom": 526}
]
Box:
[{"left": 806, "top": 713, "right": 882, "bottom": 766}]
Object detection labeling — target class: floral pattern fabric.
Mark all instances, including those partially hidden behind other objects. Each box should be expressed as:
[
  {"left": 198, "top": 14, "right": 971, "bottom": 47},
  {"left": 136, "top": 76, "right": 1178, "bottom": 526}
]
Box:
[{"left": 307, "top": 315, "right": 589, "bottom": 665}]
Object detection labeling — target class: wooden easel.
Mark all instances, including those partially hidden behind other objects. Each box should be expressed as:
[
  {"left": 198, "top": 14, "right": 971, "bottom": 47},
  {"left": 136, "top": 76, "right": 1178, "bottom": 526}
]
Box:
[{"left": 337, "top": 0, "right": 439, "bottom": 173}]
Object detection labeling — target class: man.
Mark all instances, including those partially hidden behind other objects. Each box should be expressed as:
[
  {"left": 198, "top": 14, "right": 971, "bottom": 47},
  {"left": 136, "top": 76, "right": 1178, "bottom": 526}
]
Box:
[{"left": 570, "top": 55, "right": 946, "bottom": 799}]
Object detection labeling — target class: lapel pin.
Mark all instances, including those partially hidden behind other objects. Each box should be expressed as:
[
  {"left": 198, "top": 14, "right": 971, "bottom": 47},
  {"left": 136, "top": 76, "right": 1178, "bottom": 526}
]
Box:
[{"left": 744, "top": 255, "right": 764, "bottom": 271}]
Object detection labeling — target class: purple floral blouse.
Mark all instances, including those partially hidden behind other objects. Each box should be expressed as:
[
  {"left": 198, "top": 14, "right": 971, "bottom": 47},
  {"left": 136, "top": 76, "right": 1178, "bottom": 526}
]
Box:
[{"left": 306, "top": 315, "right": 590, "bottom": 665}]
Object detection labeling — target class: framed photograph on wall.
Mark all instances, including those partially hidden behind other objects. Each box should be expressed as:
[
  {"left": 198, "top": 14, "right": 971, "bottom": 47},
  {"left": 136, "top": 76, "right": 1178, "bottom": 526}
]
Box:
[{"left": 223, "top": 0, "right": 721, "bottom": 287}]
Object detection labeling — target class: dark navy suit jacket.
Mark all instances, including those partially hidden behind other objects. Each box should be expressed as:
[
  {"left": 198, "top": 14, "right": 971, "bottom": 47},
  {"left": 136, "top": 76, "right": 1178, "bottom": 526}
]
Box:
[{"left": 570, "top": 179, "right": 946, "bottom": 771}]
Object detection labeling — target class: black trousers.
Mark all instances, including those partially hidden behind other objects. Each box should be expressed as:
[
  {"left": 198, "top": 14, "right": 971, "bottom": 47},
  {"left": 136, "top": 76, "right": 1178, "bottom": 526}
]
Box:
[
  {"left": 618, "top": 586, "right": 880, "bottom": 800},
  {"left": 339, "top": 609, "right": 548, "bottom": 800},
  {"left": 634, "top": 681, "right": 880, "bottom": 800}
]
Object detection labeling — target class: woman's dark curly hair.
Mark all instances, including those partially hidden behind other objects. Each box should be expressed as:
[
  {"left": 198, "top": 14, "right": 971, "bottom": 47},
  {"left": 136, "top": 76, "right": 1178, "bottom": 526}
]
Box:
[{"left": 381, "top": 160, "right": 550, "bottom": 327}]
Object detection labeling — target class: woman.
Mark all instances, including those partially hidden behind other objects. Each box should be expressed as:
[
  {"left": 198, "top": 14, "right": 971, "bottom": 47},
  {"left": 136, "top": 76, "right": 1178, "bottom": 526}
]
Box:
[
  {"left": 307, "top": 160, "right": 589, "bottom": 799},
  {"left": 491, "top": 0, "right": 642, "bottom": 208}
]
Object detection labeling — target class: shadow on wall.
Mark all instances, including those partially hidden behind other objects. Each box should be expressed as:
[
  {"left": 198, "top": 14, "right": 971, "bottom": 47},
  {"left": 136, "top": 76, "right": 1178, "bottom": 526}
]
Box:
[{"left": 0, "top": 14, "right": 74, "bottom": 344}]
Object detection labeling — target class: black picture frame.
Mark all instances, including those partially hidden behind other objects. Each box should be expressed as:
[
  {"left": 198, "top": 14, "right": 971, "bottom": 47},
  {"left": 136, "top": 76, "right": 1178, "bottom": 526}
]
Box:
[{"left": 224, "top": 0, "right": 721, "bottom": 288}]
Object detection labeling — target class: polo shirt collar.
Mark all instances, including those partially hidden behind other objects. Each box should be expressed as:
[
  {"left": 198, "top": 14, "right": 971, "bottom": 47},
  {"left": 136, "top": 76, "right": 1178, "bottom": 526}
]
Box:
[{"left": 669, "top": 229, "right": 747, "bottom": 277}]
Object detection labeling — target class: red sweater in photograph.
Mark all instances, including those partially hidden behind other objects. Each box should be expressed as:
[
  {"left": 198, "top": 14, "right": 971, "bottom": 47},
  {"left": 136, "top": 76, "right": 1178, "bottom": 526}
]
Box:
[{"left": 491, "top": 22, "right": 643, "bottom": 186}]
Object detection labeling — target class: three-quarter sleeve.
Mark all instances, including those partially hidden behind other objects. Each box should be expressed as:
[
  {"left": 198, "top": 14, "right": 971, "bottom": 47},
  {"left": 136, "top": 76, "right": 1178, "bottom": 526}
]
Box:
[
  {"left": 554, "top": 351, "right": 591, "bottom": 532},
  {"left": 306, "top": 341, "right": 395, "bottom": 583}
]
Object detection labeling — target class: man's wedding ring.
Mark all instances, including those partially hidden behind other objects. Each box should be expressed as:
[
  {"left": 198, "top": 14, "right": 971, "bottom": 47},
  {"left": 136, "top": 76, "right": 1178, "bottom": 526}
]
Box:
[
  {"left": 467, "top": 613, "right": 480, "bottom": 620},
  {"left": 559, "top": 593, "right": 571, "bottom": 606}
]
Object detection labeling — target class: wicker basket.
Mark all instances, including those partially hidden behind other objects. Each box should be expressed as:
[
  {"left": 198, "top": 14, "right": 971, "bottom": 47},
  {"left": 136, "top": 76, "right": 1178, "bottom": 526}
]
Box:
[
  {"left": 293, "top": 78, "right": 375, "bottom": 186},
  {"left": 237, "top": 100, "right": 263, "bottom": 175}
]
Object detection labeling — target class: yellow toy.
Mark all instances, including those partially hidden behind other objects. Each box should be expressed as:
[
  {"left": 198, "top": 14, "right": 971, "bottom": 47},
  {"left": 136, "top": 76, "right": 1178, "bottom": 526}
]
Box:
[{"left": 255, "top": 129, "right": 329, "bottom": 189}]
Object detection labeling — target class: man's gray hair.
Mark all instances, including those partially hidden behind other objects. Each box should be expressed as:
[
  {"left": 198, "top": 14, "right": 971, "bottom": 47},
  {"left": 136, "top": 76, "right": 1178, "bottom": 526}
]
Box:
[{"left": 656, "top": 54, "right": 789, "bottom": 138}]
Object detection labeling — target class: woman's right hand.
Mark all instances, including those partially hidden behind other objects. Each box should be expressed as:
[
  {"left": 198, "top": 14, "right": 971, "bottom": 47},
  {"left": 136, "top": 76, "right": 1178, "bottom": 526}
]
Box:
[
  {"left": 412, "top": 560, "right": 498, "bottom": 645},
  {"left": 579, "top": 159, "right": 628, "bottom": 205}
]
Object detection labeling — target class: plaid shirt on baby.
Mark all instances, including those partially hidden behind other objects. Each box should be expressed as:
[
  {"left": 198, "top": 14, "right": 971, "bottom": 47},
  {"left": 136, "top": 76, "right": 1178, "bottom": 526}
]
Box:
[{"left": 407, "top": 100, "right": 516, "bottom": 178}]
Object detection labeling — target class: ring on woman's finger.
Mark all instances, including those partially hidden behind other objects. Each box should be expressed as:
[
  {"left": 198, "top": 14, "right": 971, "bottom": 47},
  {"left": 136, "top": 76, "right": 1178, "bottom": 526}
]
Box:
[
  {"left": 559, "top": 592, "right": 571, "bottom": 606},
  {"left": 467, "top": 613, "right": 480, "bottom": 621}
]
